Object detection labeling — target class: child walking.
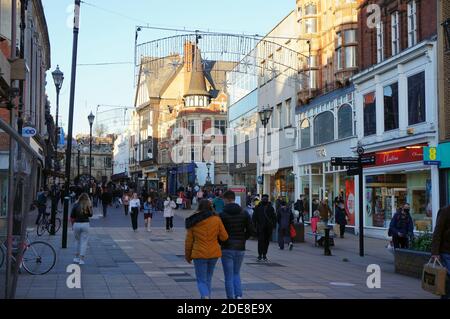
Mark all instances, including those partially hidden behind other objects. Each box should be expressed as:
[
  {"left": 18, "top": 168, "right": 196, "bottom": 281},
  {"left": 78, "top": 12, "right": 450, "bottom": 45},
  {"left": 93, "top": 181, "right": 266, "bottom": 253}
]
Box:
[{"left": 143, "top": 197, "right": 155, "bottom": 232}]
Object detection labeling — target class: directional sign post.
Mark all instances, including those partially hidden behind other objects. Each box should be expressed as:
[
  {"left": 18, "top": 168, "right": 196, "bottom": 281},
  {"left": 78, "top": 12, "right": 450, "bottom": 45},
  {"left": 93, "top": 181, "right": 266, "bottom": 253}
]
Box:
[{"left": 331, "top": 146, "right": 368, "bottom": 257}]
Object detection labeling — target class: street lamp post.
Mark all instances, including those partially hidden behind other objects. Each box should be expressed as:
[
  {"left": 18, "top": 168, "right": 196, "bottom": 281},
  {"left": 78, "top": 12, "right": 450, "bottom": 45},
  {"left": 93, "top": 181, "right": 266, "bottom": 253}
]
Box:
[
  {"left": 258, "top": 106, "right": 273, "bottom": 197},
  {"left": 88, "top": 111, "right": 95, "bottom": 193},
  {"left": 134, "top": 143, "right": 138, "bottom": 191},
  {"left": 50, "top": 65, "right": 64, "bottom": 236}
]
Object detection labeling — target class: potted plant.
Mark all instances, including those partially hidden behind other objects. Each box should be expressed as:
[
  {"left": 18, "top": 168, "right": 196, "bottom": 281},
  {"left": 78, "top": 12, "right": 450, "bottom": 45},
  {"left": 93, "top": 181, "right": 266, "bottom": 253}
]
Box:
[{"left": 394, "top": 232, "right": 432, "bottom": 278}]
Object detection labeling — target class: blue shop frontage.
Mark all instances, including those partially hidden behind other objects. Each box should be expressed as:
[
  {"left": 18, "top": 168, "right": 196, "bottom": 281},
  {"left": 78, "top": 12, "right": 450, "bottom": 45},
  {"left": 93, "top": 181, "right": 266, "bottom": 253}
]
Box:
[{"left": 167, "top": 162, "right": 198, "bottom": 194}]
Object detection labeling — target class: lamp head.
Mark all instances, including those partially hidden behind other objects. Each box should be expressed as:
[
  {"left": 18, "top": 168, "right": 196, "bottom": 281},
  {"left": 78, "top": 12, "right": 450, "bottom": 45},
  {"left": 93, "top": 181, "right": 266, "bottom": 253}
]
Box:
[
  {"left": 88, "top": 111, "right": 95, "bottom": 126},
  {"left": 52, "top": 65, "right": 64, "bottom": 89}
]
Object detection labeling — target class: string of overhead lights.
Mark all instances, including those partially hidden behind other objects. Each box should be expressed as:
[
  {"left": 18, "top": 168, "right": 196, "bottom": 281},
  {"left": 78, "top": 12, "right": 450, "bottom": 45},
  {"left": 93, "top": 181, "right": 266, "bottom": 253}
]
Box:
[{"left": 80, "top": 0, "right": 308, "bottom": 41}]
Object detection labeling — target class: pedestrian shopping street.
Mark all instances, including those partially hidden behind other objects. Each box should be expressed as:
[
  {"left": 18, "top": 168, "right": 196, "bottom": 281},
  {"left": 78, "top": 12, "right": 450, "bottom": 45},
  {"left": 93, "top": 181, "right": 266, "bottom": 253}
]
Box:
[{"left": 12, "top": 205, "right": 435, "bottom": 299}]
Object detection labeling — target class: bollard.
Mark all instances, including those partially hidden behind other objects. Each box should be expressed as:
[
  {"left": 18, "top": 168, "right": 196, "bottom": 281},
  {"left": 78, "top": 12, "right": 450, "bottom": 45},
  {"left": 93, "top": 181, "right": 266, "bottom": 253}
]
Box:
[
  {"left": 62, "top": 197, "right": 70, "bottom": 248},
  {"left": 324, "top": 227, "right": 332, "bottom": 256}
]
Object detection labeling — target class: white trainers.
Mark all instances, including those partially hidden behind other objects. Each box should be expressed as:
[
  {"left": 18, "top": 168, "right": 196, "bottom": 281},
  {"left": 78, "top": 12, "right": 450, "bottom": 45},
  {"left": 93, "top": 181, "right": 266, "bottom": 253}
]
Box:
[
  {"left": 78, "top": 259, "right": 85, "bottom": 265},
  {"left": 73, "top": 257, "right": 80, "bottom": 264},
  {"left": 147, "top": 228, "right": 152, "bottom": 232}
]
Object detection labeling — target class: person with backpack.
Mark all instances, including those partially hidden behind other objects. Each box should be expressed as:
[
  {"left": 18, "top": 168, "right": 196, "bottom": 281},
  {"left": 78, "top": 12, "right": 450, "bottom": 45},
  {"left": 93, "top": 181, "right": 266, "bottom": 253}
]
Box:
[
  {"left": 276, "top": 200, "right": 295, "bottom": 250},
  {"left": 71, "top": 193, "right": 93, "bottom": 265},
  {"left": 164, "top": 196, "right": 177, "bottom": 232},
  {"left": 185, "top": 200, "right": 228, "bottom": 299},
  {"left": 294, "top": 195, "right": 305, "bottom": 224},
  {"left": 252, "top": 194, "right": 277, "bottom": 262},
  {"left": 389, "top": 203, "right": 414, "bottom": 249},
  {"left": 35, "top": 188, "right": 48, "bottom": 225},
  {"left": 219, "top": 190, "right": 254, "bottom": 299}
]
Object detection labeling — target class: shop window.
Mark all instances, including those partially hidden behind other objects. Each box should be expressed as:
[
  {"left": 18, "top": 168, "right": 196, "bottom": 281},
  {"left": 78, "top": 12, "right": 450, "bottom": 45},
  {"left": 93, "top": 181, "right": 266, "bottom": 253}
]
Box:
[
  {"left": 407, "top": 0, "right": 417, "bottom": 48},
  {"left": 376, "top": 23, "right": 385, "bottom": 63},
  {"left": 363, "top": 92, "right": 376, "bottom": 136},
  {"left": 300, "top": 119, "right": 311, "bottom": 148},
  {"left": 384, "top": 82, "right": 399, "bottom": 131},
  {"left": 338, "top": 104, "right": 352, "bottom": 139},
  {"left": 408, "top": 71, "right": 426, "bottom": 125},
  {"left": 314, "top": 111, "right": 334, "bottom": 145}
]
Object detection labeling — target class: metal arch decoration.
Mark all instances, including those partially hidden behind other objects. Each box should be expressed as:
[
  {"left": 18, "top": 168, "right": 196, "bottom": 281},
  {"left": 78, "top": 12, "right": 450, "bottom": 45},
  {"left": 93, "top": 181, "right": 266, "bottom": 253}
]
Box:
[{"left": 134, "top": 32, "right": 310, "bottom": 88}]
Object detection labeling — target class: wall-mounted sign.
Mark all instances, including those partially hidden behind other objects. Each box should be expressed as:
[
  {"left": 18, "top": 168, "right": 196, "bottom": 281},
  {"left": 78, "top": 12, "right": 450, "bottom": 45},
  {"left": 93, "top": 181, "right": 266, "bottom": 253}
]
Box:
[
  {"left": 423, "top": 146, "right": 441, "bottom": 166},
  {"left": 22, "top": 126, "right": 37, "bottom": 137}
]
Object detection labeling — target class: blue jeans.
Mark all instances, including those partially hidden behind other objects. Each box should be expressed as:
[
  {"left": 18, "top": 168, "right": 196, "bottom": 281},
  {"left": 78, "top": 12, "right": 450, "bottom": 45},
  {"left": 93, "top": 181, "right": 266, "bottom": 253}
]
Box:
[
  {"left": 221, "top": 250, "right": 245, "bottom": 299},
  {"left": 441, "top": 253, "right": 450, "bottom": 299},
  {"left": 193, "top": 258, "right": 218, "bottom": 298}
]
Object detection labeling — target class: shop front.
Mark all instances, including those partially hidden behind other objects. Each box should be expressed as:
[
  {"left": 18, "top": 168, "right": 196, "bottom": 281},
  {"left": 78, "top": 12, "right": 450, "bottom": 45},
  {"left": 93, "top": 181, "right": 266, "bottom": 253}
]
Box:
[
  {"left": 294, "top": 138, "right": 357, "bottom": 225},
  {"left": 269, "top": 167, "right": 295, "bottom": 204},
  {"left": 229, "top": 163, "right": 257, "bottom": 195},
  {"left": 362, "top": 145, "right": 440, "bottom": 237}
]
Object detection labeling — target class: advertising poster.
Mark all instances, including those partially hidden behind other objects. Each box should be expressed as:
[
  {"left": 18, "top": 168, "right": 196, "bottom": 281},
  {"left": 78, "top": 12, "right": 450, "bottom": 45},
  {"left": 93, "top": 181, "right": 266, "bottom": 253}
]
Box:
[{"left": 345, "top": 179, "right": 355, "bottom": 226}]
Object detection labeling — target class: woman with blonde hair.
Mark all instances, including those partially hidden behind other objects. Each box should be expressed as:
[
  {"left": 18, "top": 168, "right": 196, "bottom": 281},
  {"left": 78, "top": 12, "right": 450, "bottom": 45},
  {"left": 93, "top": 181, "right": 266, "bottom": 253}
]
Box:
[{"left": 71, "top": 193, "right": 93, "bottom": 264}]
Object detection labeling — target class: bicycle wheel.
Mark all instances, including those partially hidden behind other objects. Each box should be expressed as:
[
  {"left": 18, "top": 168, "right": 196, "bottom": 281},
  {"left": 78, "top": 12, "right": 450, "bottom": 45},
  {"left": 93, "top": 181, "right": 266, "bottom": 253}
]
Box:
[
  {"left": 36, "top": 221, "right": 47, "bottom": 236},
  {"left": 53, "top": 218, "right": 62, "bottom": 234},
  {"left": 22, "top": 241, "right": 56, "bottom": 275}
]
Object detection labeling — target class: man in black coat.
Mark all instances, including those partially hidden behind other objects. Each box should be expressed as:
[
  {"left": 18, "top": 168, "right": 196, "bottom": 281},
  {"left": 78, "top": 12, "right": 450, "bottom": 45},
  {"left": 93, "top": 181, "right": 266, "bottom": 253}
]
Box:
[
  {"left": 252, "top": 194, "right": 277, "bottom": 262},
  {"left": 219, "top": 190, "right": 254, "bottom": 299}
]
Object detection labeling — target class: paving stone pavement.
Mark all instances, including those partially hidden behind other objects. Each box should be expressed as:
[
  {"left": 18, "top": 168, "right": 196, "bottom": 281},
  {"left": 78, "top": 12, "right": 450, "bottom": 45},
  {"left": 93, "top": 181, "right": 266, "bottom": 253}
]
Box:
[{"left": 8, "top": 204, "right": 438, "bottom": 299}]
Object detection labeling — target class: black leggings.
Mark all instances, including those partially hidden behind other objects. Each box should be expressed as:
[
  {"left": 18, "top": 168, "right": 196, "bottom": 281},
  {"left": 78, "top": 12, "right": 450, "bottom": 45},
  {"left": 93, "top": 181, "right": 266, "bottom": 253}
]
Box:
[
  {"left": 257, "top": 228, "right": 272, "bottom": 257},
  {"left": 130, "top": 207, "right": 139, "bottom": 230},
  {"left": 166, "top": 217, "right": 173, "bottom": 230}
]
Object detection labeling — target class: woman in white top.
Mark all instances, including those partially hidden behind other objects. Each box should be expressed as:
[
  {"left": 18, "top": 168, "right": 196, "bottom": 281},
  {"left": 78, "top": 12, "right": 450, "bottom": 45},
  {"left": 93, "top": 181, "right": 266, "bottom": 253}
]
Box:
[
  {"left": 129, "top": 193, "right": 141, "bottom": 232},
  {"left": 163, "top": 197, "right": 177, "bottom": 232}
]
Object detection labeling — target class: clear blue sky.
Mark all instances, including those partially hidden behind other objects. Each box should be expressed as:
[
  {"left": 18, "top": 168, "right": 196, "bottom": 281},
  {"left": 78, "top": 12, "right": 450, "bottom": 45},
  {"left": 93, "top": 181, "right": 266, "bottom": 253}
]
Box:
[{"left": 42, "top": 0, "right": 294, "bottom": 135}]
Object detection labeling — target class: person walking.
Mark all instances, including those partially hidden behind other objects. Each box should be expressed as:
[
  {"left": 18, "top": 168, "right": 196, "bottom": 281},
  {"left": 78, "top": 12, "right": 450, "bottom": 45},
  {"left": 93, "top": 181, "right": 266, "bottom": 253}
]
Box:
[
  {"left": 294, "top": 195, "right": 305, "bottom": 224},
  {"left": 143, "top": 197, "right": 154, "bottom": 232},
  {"left": 252, "top": 194, "right": 277, "bottom": 262},
  {"left": 71, "top": 193, "right": 93, "bottom": 265},
  {"left": 101, "top": 187, "right": 112, "bottom": 218},
  {"left": 129, "top": 193, "right": 141, "bottom": 232},
  {"left": 212, "top": 192, "right": 225, "bottom": 214},
  {"left": 318, "top": 199, "right": 332, "bottom": 224},
  {"left": 334, "top": 199, "right": 348, "bottom": 238},
  {"left": 389, "top": 203, "right": 414, "bottom": 249},
  {"left": 122, "top": 191, "right": 130, "bottom": 216},
  {"left": 277, "top": 200, "right": 294, "bottom": 251},
  {"left": 219, "top": 190, "right": 254, "bottom": 299},
  {"left": 185, "top": 199, "right": 228, "bottom": 299},
  {"left": 431, "top": 204, "right": 450, "bottom": 299},
  {"left": 164, "top": 196, "right": 176, "bottom": 232}
]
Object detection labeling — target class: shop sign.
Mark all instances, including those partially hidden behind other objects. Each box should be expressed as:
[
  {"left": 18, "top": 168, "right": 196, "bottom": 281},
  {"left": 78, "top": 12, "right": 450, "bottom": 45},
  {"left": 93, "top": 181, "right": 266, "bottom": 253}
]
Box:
[
  {"left": 22, "top": 126, "right": 37, "bottom": 137},
  {"left": 423, "top": 146, "right": 441, "bottom": 166},
  {"left": 373, "top": 147, "right": 424, "bottom": 166},
  {"left": 331, "top": 157, "right": 359, "bottom": 166}
]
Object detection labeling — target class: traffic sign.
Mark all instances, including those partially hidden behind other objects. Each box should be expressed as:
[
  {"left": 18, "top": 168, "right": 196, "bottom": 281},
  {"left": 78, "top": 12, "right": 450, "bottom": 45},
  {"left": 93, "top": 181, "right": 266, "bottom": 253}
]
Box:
[
  {"left": 360, "top": 155, "right": 376, "bottom": 165},
  {"left": 22, "top": 126, "right": 37, "bottom": 137},
  {"left": 331, "top": 157, "right": 359, "bottom": 166},
  {"left": 347, "top": 167, "right": 360, "bottom": 176},
  {"left": 257, "top": 176, "right": 263, "bottom": 185}
]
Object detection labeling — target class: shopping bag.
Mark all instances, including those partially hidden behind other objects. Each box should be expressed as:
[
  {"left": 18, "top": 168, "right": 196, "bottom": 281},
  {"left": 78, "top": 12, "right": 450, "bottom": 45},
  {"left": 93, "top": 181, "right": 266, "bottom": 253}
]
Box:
[
  {"left": 333, "top": 224, "right": 340, "bottom": 236},
  {"left": 176, "top": 198, "right": 183, "bottom": 205},
  {"left": 422, "top": 258, "right": 447, "bottom": 296},
  {"left": 289, "top": 224, "right": 297, "bottom": 238}
]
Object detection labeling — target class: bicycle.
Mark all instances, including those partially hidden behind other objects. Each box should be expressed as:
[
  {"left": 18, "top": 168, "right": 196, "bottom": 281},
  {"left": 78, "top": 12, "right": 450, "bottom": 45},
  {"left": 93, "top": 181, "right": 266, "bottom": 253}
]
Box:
[
  {"left": 37, "top": 211, "right": 61, "bottom": 236},
  {"left": 0, "top": 231, "right": 57, "bottom": 275}
]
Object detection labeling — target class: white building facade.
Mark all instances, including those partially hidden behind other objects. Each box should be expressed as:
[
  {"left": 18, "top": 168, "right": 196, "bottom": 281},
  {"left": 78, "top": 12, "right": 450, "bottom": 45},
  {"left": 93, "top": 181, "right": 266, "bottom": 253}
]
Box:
[{"left": 352, "top": 39, "right": 440, "bottom": 238}]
